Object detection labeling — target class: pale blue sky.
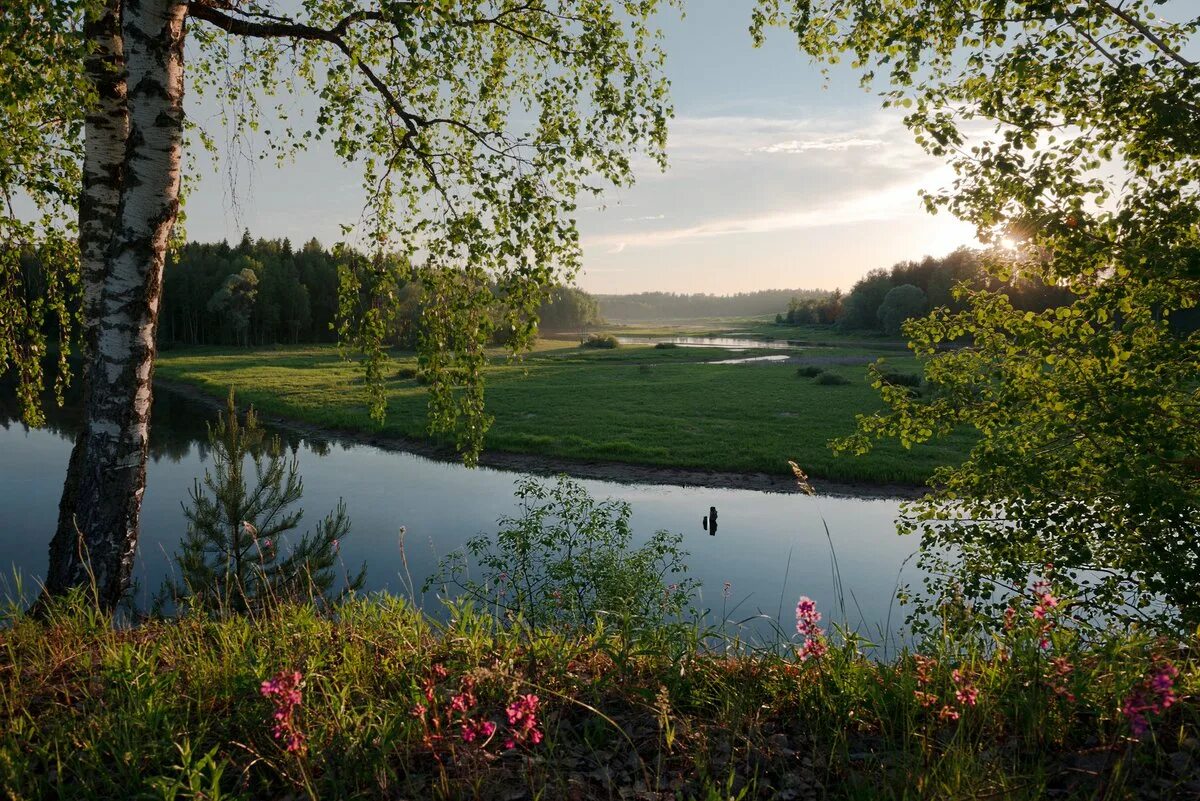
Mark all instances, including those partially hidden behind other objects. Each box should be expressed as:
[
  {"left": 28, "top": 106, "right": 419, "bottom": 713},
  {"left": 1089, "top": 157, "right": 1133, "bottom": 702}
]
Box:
[{"left": 182, "top": 1, "right": 974, "bottom": 294}]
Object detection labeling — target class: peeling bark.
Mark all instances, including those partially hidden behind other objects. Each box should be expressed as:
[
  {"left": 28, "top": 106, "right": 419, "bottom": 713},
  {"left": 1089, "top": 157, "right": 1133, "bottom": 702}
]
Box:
[
  {"left": 47, "top": 0, "right": 129, "bottom": 599},
  {"left": 45, "top": 0, "right": 187, "bottom": 610}
]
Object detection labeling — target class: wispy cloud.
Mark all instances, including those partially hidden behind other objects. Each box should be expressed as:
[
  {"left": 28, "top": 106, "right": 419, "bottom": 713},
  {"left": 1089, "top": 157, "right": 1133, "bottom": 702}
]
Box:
[
  {"left": 584, "top": 169, "right": 949, "bottom": 252},
  {"left": 755, "top": 136, "right": 885, "bottom": 154}
]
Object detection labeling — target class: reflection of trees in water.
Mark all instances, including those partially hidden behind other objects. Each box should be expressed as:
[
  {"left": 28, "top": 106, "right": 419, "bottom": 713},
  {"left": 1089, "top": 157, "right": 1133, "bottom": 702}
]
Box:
[{"left": 1, "top": 376, "right": 335, "bottom": 463}]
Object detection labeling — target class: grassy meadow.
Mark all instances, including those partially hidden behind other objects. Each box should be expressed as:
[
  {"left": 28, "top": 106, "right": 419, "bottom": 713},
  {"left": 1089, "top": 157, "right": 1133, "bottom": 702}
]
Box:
[{"left": 156, "top": 335, "right": 971, "bottom": 486}]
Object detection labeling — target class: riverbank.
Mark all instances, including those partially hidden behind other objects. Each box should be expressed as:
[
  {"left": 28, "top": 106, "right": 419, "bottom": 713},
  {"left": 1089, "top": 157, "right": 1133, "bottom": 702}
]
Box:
[
  {"left": 155, "top": 342, "right": 971, "bottom": 490},
  {"left": 4, "top": 594, "right": 1195, "bottom": 800}
]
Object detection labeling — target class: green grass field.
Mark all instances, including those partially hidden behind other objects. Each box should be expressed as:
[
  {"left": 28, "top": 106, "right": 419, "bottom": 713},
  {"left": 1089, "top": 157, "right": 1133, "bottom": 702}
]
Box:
[{"left": 156, "top": 338, "right": 972, "bottom": 486}]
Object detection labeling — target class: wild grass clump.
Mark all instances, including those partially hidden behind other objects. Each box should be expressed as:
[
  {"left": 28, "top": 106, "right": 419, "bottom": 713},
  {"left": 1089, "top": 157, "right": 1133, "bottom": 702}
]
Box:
[
  {"left": 581, "top": 333, "right": 620, "bottom": 349},
  {"left": 796, "top": 365, "right": 823, "bottom": 378},
  {"left": 654, "top": 341, "right": 679, "bottom": 349},
  {"left": 815, "top": 371, "right": 852, "bottom": 386}
]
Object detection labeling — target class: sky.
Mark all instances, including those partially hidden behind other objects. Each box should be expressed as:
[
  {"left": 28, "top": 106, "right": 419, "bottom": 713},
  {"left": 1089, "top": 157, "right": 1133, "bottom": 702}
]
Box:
[{"left": 182, "top": 1, "right": 977, "bottom": 295}]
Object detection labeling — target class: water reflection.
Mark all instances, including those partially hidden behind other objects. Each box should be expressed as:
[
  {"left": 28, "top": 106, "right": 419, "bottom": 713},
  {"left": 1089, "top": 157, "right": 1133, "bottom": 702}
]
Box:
[
  {"left": 0, "top": 383, "right": 915, "bottom": 640},
  {"left": 615, "top": 335, "right": 804, "bottom": 351}
]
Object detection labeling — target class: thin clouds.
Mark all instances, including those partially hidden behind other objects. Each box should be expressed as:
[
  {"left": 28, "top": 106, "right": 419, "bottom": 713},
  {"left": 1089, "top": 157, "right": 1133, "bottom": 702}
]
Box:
[
  {"left": 755, "top": 136, "right": 885, "bottom": 154},
  {"left": 585, "top": 168, "right": 951, "bottom": 252}
]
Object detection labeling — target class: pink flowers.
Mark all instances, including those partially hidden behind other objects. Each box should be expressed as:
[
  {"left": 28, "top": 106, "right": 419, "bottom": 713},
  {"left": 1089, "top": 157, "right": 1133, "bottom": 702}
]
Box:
[
  {"left": 1122, "top": 662, "right": 1179, "bottom": 737},
  {"left": 260, "top": 670, "right": 306, "bottom": 754},
  {"left": 461, "top": 719, "right": 497, "bottom": 743},
  {"left": 795, "top": 596, "right": 828, "bottom": 662},
  {"left": 910, "top": 657, "right": 980, "bottom": 722},
  {"left": 504, "top": 694, "right": 543, "bottom": 749},
  {"left": 414, "top": 666, "right": 544, "bottom": 752},
  {"left": 952, "top": 669, "right": 978, "bottom": 707}
]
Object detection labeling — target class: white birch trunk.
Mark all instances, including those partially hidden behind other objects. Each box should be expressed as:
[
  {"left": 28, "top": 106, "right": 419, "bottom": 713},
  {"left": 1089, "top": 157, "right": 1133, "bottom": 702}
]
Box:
[
  {"left": 48, "top": 0, "right": 129, "bottom": 595},
  {"left": 45, "top": 0, "right": 187, "bottom": 609}
]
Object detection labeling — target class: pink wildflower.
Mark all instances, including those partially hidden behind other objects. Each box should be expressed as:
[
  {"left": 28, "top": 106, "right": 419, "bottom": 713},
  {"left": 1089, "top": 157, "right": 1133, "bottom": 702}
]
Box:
[
  {"left": 723, "top": 581, "right": 732, "bottom": 599},
  {"left": 952, "top": 669, "right": 979, "bottom": 707},
  {"left": 504, "top": 694, "right": 543, "bottom": 749},
  {"left": 1122, "top": 661, "right": 1180, "bottom": 737},
  {"left": 411, "top": 703, "right": 427, "bottom": 718},
  {"left": 260, "top": 670, "right": 306, "bottom": 754},
  {"left": 794, "top": 596, "right": 827, "bottom": 662},
  {"left": 937, "top": 705, "right": 961, "bottom": 722},
  {"left": 799, "top": 638, "right": 828, "bottom": 661},
  {"left": 461, "top": 719, "right": 497, "bottom": 743}
]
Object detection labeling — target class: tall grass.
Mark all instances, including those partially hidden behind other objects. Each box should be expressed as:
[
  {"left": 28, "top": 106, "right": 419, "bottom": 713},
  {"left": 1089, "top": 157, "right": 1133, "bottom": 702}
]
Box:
[{"left": 2, "top": 579, "right": 1196, "bottom": 800}]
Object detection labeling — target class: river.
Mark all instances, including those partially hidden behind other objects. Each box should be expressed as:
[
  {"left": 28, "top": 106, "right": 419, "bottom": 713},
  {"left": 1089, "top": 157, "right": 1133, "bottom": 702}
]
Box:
[{"left": 1, "top": 386, "right": 917, "bottom": 641}]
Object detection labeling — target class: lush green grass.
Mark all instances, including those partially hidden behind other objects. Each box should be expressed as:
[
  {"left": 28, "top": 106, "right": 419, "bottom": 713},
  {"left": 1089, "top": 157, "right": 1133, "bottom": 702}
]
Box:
[
  {"left": 2, "top": 591, "right": 1195, "bottom": 800},
  {"left": 156, "top": 341, "right": 970, "bottom": 485}
]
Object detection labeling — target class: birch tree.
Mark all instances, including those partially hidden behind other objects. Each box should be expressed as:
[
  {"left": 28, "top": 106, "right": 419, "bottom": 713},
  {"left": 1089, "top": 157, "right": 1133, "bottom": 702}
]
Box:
[{"left": 2, "top": 0, "right": 674, "bottom": 611}]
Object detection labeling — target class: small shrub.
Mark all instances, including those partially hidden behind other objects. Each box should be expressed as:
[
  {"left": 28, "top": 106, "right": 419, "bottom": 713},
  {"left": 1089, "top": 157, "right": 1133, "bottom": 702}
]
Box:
[
  {"left": 880, "top": 369, "right": 922, "bottom": 387},
  {"left": 581, "top": 334, "right": 619, "bottom": 349},
  {"left": 394, "top": 365, "right": 420, "bottom": 380},
  {"left": 426, "top": 475, "right": 696, "bottom": 631},
  {"left": 796, "top": 365, "right": 823, "bottom": 378},
  {"left": 654, "top": 341, "right": 678, "bottom": 349},
  {"left": 638, "top": 364, "right": 654, "bottom": 373},
  {"left": 815, "top": 372, "right": 852, "bottom": 386}
]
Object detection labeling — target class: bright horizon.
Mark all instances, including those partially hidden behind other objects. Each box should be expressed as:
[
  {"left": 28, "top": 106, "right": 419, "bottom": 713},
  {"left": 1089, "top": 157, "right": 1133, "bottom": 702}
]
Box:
[{"left": 182, "top": 1, "right": 978, "bottom": 295}]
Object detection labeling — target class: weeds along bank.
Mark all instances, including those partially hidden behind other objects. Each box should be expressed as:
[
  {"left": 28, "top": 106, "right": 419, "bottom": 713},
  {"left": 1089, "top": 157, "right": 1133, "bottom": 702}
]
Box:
[{"left": 3, "top": 583, "right": 1198, "bottom": 800}]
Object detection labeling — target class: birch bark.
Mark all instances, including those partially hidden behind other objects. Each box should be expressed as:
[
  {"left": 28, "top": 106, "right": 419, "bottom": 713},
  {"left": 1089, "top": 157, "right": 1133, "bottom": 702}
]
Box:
[
  {"left": 47, "top": 0, "right": 129, "bottom": 596},
  {"left": 45, "top": 0, "right": 187, "bottom": 609}
]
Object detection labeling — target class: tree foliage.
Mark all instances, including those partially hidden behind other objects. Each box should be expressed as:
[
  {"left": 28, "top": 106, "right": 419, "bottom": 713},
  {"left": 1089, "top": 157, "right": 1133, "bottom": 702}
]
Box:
[
  {"left": 185, "top": 0, "right": 677, "bottom": 460},
  {"left": 0, "top": 0, "right": 92, "bottom": 425},
  {"left": 756, "top": 0, "right": 1200, "bottom": 626},
  {"left": 876, "top": 284, "right": 927, "bottom": 336}
]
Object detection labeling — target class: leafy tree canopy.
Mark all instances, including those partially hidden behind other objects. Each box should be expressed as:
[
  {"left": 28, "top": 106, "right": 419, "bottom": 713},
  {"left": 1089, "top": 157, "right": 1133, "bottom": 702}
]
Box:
[
  {"left": 3, "top": 0, "right": 679, "bottom": 461},
  {"left": 755, "top": 0, "right": 1200, "bottom": 626}
]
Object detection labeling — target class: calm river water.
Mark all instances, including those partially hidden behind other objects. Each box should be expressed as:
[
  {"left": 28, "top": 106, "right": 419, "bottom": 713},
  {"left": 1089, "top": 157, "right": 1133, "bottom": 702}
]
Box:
[{"left": 0, "top": 388, "right": 916, "bottom": 638}]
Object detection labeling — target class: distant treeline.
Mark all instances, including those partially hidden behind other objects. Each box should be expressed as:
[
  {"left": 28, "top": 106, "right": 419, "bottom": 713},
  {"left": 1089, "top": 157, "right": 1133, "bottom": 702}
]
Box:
[
  {"left": 16, "top": 233, "right": 604, "bottom": 350},
  {"left": 159, "top": 234, "right": 602, "bottom": 347},
  {"left": 779, "top": 248, "right": 1078, "bottom": 335},
  {"left": 597, "top": 289, "right": 827, "bottom": 321}
]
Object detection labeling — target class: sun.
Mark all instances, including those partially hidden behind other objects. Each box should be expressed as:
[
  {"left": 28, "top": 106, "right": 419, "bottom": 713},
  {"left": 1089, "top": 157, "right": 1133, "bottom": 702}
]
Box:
[{"left": 999, "top": 236, "right": 1019, "bottom": 251}]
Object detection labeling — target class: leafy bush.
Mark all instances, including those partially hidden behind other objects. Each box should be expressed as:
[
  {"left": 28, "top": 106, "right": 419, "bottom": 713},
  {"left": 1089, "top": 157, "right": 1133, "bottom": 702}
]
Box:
[
  {"left": 580, "top": 334, "right": 619, "bottom": 349},
  {"left": 654, "top": 341, "right": 678, "bottom": 349},
  {"left": 426, "top": 476, "right": 696, "bottom": 630},
  {"left": 796, "top": 365, "right": 824, "bottom": 378},
  {"left": 815, "top": 372, "right": 852, "bottom": 386},
  {"left": 879, "top": 369, "right": 922, "bottom": 387}
]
